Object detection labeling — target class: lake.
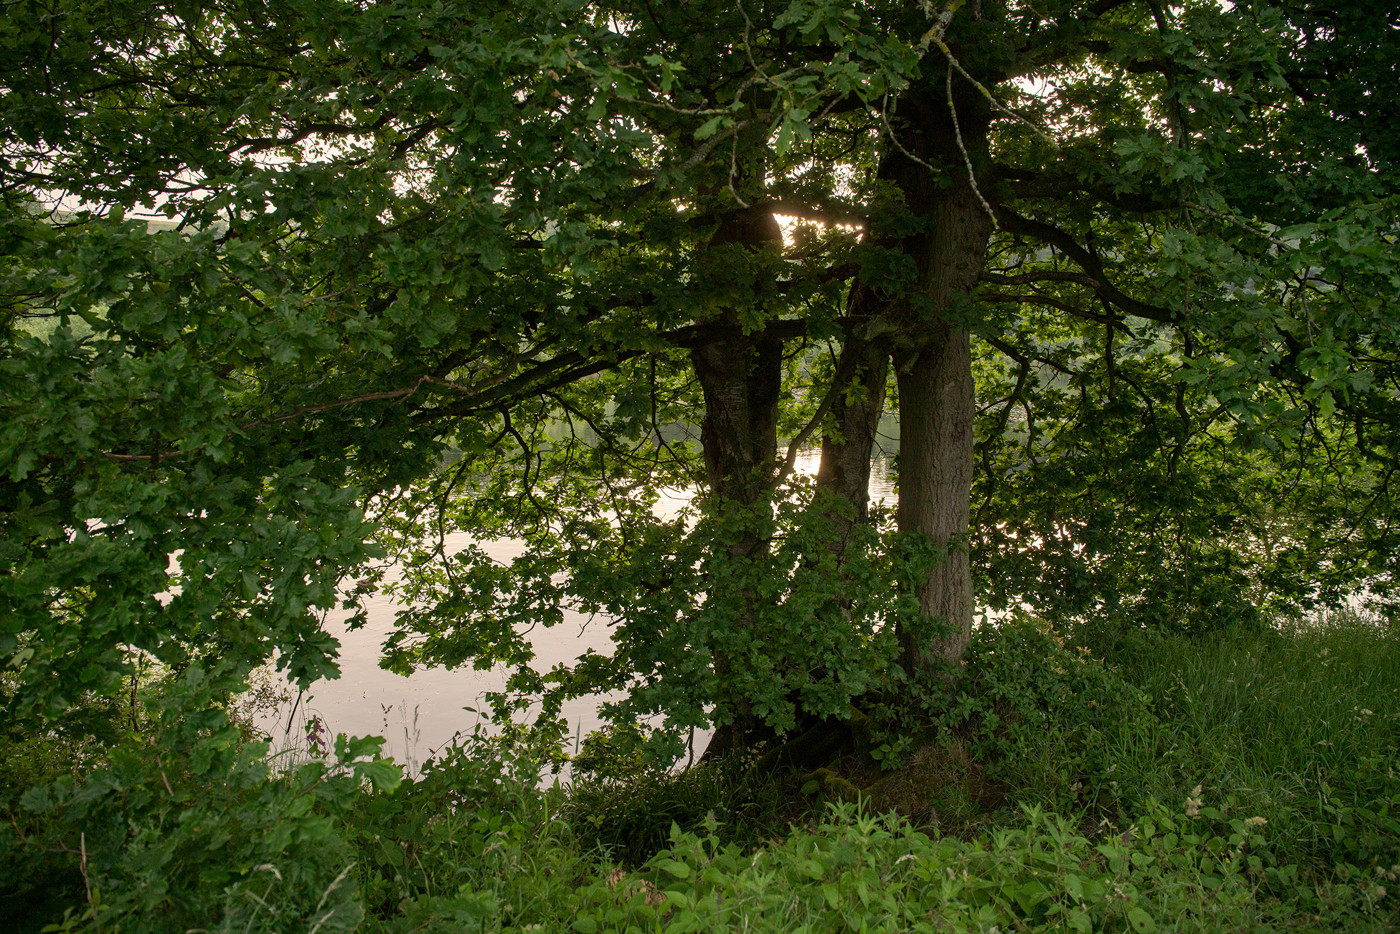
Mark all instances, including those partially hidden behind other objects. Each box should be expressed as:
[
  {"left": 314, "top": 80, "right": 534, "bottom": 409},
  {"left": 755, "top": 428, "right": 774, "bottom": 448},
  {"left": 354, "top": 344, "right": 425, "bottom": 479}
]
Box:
[{"left": 254, "top": 450, "right": 897, "bottom": 773}]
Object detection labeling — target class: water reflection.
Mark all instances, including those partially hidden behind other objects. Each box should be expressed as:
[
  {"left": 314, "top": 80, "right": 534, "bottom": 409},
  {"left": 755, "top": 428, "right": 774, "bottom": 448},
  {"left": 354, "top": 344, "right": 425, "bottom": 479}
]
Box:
[{"left": 258, "top": 449, "right": 897, "bottom": 772}]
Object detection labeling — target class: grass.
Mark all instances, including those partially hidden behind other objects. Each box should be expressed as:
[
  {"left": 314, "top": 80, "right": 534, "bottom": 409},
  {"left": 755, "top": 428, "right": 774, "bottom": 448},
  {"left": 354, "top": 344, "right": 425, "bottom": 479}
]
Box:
[
  {"left": 5, "top": 612, "right": 1399, "bottom": 932},
  {"left": 1085, "top": 613, "right": 1400, "bottom": 874}
]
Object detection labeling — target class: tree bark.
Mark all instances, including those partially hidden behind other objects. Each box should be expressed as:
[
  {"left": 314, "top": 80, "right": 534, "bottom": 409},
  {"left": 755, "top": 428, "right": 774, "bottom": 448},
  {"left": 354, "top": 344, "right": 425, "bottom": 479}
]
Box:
[
  {"left": 883, "top": 81, "right": 996, "bottom": 677},
  {"left": 692, "top": 332, "right": 783, "bottom": 525},
  {"left": 894, "top": 324, "right": 977, "bottom": 672},
  {"left": 692, "top": 205, "right": 787, "bottom": 757},
  {"left": 815, "top": 281, "right": 890, "bottom": 547}
]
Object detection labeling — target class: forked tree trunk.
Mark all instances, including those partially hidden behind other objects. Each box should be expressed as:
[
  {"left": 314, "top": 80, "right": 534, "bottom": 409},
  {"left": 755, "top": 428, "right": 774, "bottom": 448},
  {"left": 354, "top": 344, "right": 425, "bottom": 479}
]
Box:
[{"left": 812, "top": 154, "right": 992, "bottom": 679}]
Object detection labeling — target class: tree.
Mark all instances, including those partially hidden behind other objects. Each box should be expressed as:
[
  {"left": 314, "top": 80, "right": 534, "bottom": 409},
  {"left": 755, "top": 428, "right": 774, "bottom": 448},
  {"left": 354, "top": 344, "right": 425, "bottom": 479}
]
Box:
[{"left": 3, "top": 0, "right": 1398, "bottom": 760}]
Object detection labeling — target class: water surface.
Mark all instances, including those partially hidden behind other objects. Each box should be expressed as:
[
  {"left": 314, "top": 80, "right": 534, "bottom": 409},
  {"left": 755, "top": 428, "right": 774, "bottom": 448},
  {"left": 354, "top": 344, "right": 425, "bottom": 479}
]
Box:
[{"left": 258, "top": 451, "right": 896, "bottom": 771}]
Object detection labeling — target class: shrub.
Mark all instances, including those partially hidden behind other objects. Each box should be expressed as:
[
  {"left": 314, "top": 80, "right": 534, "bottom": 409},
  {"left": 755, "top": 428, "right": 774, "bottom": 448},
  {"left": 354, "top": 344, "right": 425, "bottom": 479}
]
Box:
[
  {"left": 941, "top": 615, "right": 1159, "bottom": 818},
  {"left": 4, "top": 667, "right": 399, "bottom": 933}
]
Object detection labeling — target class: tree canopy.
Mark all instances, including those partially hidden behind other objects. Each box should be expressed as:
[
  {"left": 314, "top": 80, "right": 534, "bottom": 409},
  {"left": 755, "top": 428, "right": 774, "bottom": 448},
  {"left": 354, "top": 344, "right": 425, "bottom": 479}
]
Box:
[{"left": 3, "top": 0, "right": 1399, "bottom": 757}]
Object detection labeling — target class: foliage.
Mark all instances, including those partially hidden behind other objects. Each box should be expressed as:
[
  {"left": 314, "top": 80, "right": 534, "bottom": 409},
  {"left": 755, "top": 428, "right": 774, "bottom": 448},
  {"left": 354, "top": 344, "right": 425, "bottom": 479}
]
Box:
[
  {"left": 3, "top": 619, "right": 1398, "bottom": 932},
  {"left": 4, "top": 2, "right": 1400, "bottom": 927},
  {"left": 3, "top": 667, "right": 400, "bottom": 934},
  {"left": 340, "top": 734, "right": 572, "bottom": 930},
  {"left": 564, "top": 749, "right": 802, "bottom": 868},
  {"left": 3, "top": 0, "right": 1399, "bottom": 769},
  {"left": 941, "top": 615, "right": 1159, "bottom": 803},
  {"left": 970, "top": 293, "right": 1400, "bottom": 633},
  {"left": 384, "top": 473, "right": 921, "bottom": 751}
]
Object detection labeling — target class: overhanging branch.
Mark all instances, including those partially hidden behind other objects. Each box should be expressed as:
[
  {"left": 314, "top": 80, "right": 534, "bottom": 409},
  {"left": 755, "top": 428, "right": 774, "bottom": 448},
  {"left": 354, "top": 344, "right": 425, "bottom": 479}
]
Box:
[
  {"left": 993, "top": 206, "right": 1177, "bottom": 324},
  {"left": 977, "top": 290, "right": 1123, "bottom": 328}
]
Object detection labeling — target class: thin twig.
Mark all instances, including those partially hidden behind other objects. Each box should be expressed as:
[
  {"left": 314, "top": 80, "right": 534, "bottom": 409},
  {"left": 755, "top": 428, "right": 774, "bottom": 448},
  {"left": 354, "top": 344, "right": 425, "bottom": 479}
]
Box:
[
  {"left": 777, "top": 378, "right": 842, "bottom": 485},
  {"left": 931, "top": 35, "right": 1060, "bottom": 150},
  {"left": 880, "top": 90, "right": 940, "bottom": 175},
  {"left": 80, "top": 832, "right": 101, "bottom": 933},
  {"left": 728, "top": 133, "right": 748, "bottom": 208},
  {"left": 1186, "top": 202, "right": 1295, "bottom": 251},
  {"left": 99, "top": 374, "right": 473, "bottom": 463},
  {"left": 920, "top": 0, "right": 1059, "bottom": 148},
  {"left": 150, "top": 753, "right": 175, "bottom": 796}
]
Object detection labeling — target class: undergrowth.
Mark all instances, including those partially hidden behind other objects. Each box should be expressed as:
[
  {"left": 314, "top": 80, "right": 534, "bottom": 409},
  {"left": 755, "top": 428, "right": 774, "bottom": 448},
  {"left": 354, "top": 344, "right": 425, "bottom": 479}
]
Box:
[{"left": 4, "top": 614, "right": 1398, "bottom": 932}]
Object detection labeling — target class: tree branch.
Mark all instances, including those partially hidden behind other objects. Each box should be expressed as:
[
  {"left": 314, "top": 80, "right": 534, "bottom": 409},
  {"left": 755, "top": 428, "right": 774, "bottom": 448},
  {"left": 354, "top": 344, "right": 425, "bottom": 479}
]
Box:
[
  {"left": 992, "top": 207, "right": 1177, "bottom": 323},
  {"left": 977, "top": 291, "right": 1124, "bottom": 328}
]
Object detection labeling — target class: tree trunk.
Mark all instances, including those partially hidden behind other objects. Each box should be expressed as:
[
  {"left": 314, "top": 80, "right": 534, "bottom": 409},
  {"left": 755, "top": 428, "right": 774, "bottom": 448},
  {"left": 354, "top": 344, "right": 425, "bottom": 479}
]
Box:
[
  {"left": 692, "top": 331, "right": 783, "bottom": 528},
  {"left": 894, "top": 325, "right": 976, "bottom": 673},
  {"left": 815, "top": 281, "right": 890, "bottom": 547},
  {"left": 692, "top": 205, "right": 786, "bottom": 757},
  {"left": 884, "top": 82, "right": 996, "bottom": 677}
]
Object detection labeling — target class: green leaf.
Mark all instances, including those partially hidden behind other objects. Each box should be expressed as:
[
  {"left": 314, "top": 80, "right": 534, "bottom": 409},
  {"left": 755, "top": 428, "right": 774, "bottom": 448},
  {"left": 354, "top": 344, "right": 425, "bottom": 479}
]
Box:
[
  {"left": 694, "top": 114, "right": 730, "bottom": 141},
  {"left": 356, "top": 758, "right": 403, "bottom": 792},
  {"left": 655, "top": 858, "right": 692, "bottom": 880},
  {"left": 1127, "top": 907, "right": 1158, "bottom": 933}
]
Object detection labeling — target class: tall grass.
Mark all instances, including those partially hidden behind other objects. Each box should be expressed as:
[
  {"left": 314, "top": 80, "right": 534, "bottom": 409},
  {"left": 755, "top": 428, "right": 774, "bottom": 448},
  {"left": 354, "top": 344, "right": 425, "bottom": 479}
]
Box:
[{"left": 1084, "top": 613, "right": 1400, "bottom": 875}]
